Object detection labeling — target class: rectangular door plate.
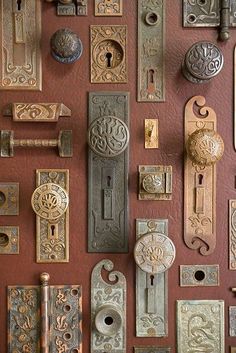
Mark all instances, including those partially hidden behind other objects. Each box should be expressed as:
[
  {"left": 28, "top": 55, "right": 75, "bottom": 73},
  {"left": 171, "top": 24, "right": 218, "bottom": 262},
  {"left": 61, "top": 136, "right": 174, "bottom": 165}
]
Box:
[
  {"left": 134, "top": 347, "right": 171, "bottom": 353},
  {"left": 0, "top": 0, "right": 42, "bottom": 90},
  {"left": 0, "top": 182, "right": 19, "bottom": 215},
  {"left": 136, "top": 219, "right": 168, "bottom": 337},
  {"left": 177, "top": 300, "right": 225, "bottom": 353},
  {"left": 138, "top": 0, "right": 165, "bottom": 102},
  {"left": 46, "top": 0, "right": 87, "bottom": 16},
  {"left": 229, "top": 200, "right": 236, "bottom": 269},
  {"left": 145, "top": 119, "right": 159, "bottom": 149},
  {"left": 180, "top": 265, "right": 219, "bottom": 287},
  {"left": 95, "top": 0, "right": 123, "bottom": 16},
  {"left": 0, "top": 226, "right": 19, "bottom": 254},
  {"left": 230, "top": 306, "right": 236, "bottom": 336},
  {"left": 88, "top": 92, "right": 129, "bottom": 253}
]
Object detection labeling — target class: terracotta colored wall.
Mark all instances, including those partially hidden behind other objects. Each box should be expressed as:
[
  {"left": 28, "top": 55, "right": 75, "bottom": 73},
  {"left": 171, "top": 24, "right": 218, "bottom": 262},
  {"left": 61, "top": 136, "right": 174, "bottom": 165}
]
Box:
[{"left": 0, "top": 1, "right": 235, "bottom": 352}]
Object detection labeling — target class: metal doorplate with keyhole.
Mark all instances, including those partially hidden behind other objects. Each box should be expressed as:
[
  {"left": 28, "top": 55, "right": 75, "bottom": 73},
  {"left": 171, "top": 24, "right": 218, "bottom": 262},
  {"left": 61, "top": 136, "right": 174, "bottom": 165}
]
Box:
[
  {"left": 229, "top": 306, "right": 236, "bottom": 336},
  {"left": 88, "top": 92, "right": 129, "bottom": 253},
  {"left": 180, "top": 265, "right": 219, "bottom": 287},
  {"left": 95, "top": 0, "right": 123, "bottom": 16},
  {"left": 0, "top": 182, "right": 19, "bottom": 215},
  {"left": 0, "top": 226, "right": 19, "bottom": 254},
  {"left": 0, "top": 0, "right": 42, "bottom": 90},
  {"left": 177, "top": 300, "right": 225, "bottom": 353},
  {"left": 229, "top": 200, "right": 236, "bottom": 269},
  {"left": 31, "top": 169, "right": 69, "bottom": 263},
  {"left": 91, "top": 259, "right": 126, "bottom": 353},
  {"left": 46, "top": 0, "right": 87, "bottom": 16},
  {"left": 138, "top": 0, "right": 165, "bottom": 102},
  {"left": 134, "top": 347, "right": 171, "bottom": 353},
  {"left": 90, "top": 25, "right": 127, "bottom": 83},
  {"left": 8, "top": 273, "right": 82, "bottom": 353},
  {"left": 139, "top": 165, "right": 172, "bottom": 200},
  {"left": 145, "top": 119, "right": 159, "bottom": 149}
]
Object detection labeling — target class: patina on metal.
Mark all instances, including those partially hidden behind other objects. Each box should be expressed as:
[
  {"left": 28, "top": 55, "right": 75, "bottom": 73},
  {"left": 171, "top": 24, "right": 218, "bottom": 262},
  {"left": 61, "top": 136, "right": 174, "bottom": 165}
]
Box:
[
  {"left": 8, "top": 273, "right": 82, "bottom": 353},
  {"left": 45, "top": 0, "right": 87, "bottom": 16},
  {"left": 0, "top": 182, "right": 19, "bottom": 215},
  {"left": 31, "top": 170, "right": 69, "bottom": 263},
  {"left": 91, "top": 260, "right": 126, "bottom": 353},
  {"left": 229, "top": 200, "right": 236, "bottom": 269},
  {"left": 138, "top": 0, "right": 165, "bottom": 102},
  {"left": 0, "top": 226, "right": 19, "bottom": 254},
  {"left": 134, "top": 347, "right": 171, "bottom": 353},
  {"left": 0, "top": 130, "right": 72, "bottom": 157},
  {"left": 180, "top": 265, "right": 219, "bottom": 287},
  {"left": 229, "top": 306, "right": 236, "bottom": 336},
  {"left": 145, "top": 119, "right": 159, "bottom": 149},
  {"left": 0, "top": 0, "right": 42, "bottom": 90},
  {"left": 95, "top": 0, "right": 123, "bottom": 16},
  {"left": 88, "top": 92, "right": 129, "bottom": 253}
]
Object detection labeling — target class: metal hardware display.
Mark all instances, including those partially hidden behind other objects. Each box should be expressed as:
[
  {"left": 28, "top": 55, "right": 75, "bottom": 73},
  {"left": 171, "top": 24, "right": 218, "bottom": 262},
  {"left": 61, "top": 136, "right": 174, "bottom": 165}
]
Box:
[
  {"left": 180, "top": 264, "right": 219, "bottom": 287},
  {"left": 231, "top": 348, "right": 236, "bottom": 353},
  {"left": 95, "top": 0, "right": 123, "bottom": 16},
  {"left": 177, "top": 300, "right": 225, "bottom": 353},
  {"left": 182, "top": 42, "right": 224, "bottom": 84},
  {"left": 0, "top": 130, "right": 72, "bottom": 158},
  {"left": 0, "top": 182, "right": 19, "bottom": 215},
  {"left": 0, "top": 0, "right": 41, "bottom": 90},
  {"left": 229, "top": 200, "right": 236, "bottom": 269},
  {"left": 90, "top": 25, "right": 127, "bottom": 83},
  {"left": 0, "top": 226, "right": 19, "bottom": 254},
  {"left": 91, "top": 259, "right": 126, "bottom": 353},
  {"left": 183, "top": 0, "right": 236, "bottom": 41},
  {"left": 135, "top": 219, "right": 175, "bottom": 337},
  {"left": 31, "top": 170, "right": 69, "bottom": 263},
  {"left": 230, "top": 306, "right": 236, "bottom": 336},
  {"left": 145, "top": 119, "right": 159, "bottom": 149},
  {"left": 139, "top": 165, "right": 172, "bottom": 200},
  {"left": 134, "top": 348, "right": 171, "bottom": 353},
  {"left": 138, "top": 0, "right": 165, "bottom": 102},
  {"left": 8, "top": 272, "right": 82, "bottom": 353},
  {"left": 45, "top": 0, "right": 87, "bottom": 16},
  {"left": 88, "top": 92, "right": 129, "bottom": 253},
  {"left": 184, "top": 96, "right": 224, "bottom": 255},
  {"left": 4, "top": 103, "right": 71, "bottom": 122}
]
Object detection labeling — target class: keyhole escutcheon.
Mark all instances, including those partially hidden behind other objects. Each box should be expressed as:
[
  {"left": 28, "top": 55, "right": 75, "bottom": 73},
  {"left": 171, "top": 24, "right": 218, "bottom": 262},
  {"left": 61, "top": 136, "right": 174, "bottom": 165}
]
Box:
[
  {"left": 150, "top": 274, "right": 154, "bottom": 286},
  {"left": 17, "top": 0, "right": 22, "bottom": 11},
  {"left": 51, "top": 225, "right": 55, "bottom": 236},
  {"left": 107, "top": 176, "right": 111, "bottom": 187},
  {"left": 106, "top": 52, "right": 112, "bottom": 68}
]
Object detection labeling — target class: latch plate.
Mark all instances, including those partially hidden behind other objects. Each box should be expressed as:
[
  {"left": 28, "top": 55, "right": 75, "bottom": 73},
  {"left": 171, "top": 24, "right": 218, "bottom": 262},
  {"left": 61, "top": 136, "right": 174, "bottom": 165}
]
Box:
[
  {"left": 95, "top": 0, "right": 123, "bottom": 16},
  {"left": 0, "top": 226, "right": 19, "bottom": 254},
  {"left": 0, "top": 182, "right": 19, "bottom": 215},
  {"left": 180, "top": 264, "right": 219, "bottom": 287}
]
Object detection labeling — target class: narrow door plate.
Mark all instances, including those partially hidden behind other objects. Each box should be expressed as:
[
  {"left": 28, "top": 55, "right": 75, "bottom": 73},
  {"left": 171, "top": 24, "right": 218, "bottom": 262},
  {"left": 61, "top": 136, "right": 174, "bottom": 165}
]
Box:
[
  {"left": 0, "top": 0, "right": 42, "bottom": 90},
  {"left": 0, "top": 182, "right": 19, "bottom": 215},
  {"left": 229, "top": 200, "right": 236, "bottom": 269},
  {"left": 0, "top": 226, "right": 19, "bottom": 254},
  {"left": 230, "top": 306, "right": 236, "bottom": 336},
  {"left": 134, "top": 347, "right": 171, "bottom": 353},
  {"left": 95, "top": 0, "right": 123, "bottom": 16},
  {"left": 177, "top": 300, "right": 225, "bottom": 353},
  {"left": 145, "top": 119, "right": 159, "bottom": 149},
  {"left": 180, "top": 265, "right": 219, "bottom": 287},
  {"left": 91, "top": 259, "right": 126, "bottom": 353},
  {"left": 138, "top": 0, "right": 165, "bottom": 102},
  {"left": 88, "top": 92, "right": 129, "bottom": 253}
]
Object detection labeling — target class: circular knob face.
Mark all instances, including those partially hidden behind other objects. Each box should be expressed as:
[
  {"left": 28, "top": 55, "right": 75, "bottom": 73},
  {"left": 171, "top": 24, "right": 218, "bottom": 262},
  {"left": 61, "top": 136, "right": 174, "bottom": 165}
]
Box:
[
  {"left": 95, "top": 306, "right": 122, "bottom": 337},
  {"left": 31, "top": 183, "right": 69, "bottom": 220},
  {"left": 187, "top": 128, "right": 224, "bottom": 166},
  {"left": 134, "top": 232, "right": 176, "bottom": 274},
  {"left": 88, "top": 116, "right": 129, "bottom": 158},
  {"left": 142, "top": 174, "right": 162, "bottom": 193}
]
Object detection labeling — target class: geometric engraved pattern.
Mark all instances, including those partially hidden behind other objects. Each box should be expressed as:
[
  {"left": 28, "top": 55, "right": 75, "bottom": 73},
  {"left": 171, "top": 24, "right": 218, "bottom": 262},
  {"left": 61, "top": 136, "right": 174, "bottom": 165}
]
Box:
[{"left": 95, "top": 0, "right": 123, "bottom": 16}]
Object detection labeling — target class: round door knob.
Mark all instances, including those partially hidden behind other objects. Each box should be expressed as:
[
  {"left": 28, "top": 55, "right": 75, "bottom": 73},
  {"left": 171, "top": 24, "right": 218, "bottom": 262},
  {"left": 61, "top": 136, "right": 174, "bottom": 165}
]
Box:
[
  {"left": 50, "top": 28, "right": 83, "bottom": 64},
  {"left": 182, "top": 41, "right": 224, "bottom": 84},
  {"left": 31, "top": 183, "right": 69, "bottom": 221},
  {"left": 95, "top": 305, "right": 122, "bottom": 336},
  {"left": 187, "top": 128, "right": 224, "bottom": 167},
  {"left": 134, "top": 232, "right": 176, "bottom": 274}
]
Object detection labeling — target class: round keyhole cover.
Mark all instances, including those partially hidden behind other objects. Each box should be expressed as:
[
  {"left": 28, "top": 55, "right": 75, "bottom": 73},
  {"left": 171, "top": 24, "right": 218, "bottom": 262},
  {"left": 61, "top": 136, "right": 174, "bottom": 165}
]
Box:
[
  {"left": 31, "top": 183, "right": 69, "bottom": 220},
  {"left": 88, "top": 116, "right": 129, "bottom": 158},
  {"left": 134, "top": 232, "right": 176, "bottom": 274}
]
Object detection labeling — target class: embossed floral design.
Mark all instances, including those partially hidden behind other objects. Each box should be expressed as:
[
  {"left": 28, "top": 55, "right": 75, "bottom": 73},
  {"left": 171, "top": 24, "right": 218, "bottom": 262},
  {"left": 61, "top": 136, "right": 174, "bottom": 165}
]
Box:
[
  {"left": 189, "top": 214, "right": 212, "bottom": 235},
  {"left": 140, "top": 314, "right": 164, "bottom": 328}
]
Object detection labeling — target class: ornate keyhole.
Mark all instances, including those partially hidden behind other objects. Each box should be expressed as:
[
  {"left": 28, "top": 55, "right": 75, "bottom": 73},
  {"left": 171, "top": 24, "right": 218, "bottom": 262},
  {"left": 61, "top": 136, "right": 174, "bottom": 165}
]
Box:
[
  {"left": 149, "top": 69, "right": 155, "bottom": 84},
  {"left": 107, "top": 176, "right": 111, "bottom": 187},
  {"left": 106, "top": 52, "right": 112, "bottom": 68},
  {"left": 51, "top": 225, "right": 55, "bottom": 236},
  {"left": 17, "top": 0, "right": 22, "bottom": 11},
  {"left": 198, "top": 174, "right": 203, "bottom": 185}
]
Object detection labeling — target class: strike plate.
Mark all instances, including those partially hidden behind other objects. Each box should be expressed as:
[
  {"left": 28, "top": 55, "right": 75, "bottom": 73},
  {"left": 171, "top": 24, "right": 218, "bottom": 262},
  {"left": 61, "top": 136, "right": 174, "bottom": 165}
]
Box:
[
  {"left": 138, "top": 0, "right": 165, "bottom": 102},
  {"left": 177, "top": 300, "right": 225, "bottom": 353},
  {"left": 145, "top": 119, "right": 159, "bottom": 149},
  {"left": 95, "top": 0, "right": 123, "bottom": 16},
  {"left": 8, "top": 273, "right": 82, "bottom": 353},
  {"left": 88, "top": 92, "right": 129, "bottom": 253},
  {"left": 91, "top": 259, "right": 126, "bottom": 353},
  {"left": 32, "top": 169, "right": 69, "bottom": 263},
  {"left": 0, "top": 182, "right": 19, "bottom": 215},
  {"left": 0, "top": 226, "right": 19, "bottom": 254},
  {"left": 90, "top": 25, "right": 127, "bottom": 83},
  {"left": 134, "top": 347, "right": 171, "bottom": 353},
  {"left": 230, "top": 306, "right": 236, "bottom": 336},
  {"left": 180, "top": 264, "right": 219, "bottom": 287},
  {"left": 0, "top": 0, "right": 42, "bottom": 90}
]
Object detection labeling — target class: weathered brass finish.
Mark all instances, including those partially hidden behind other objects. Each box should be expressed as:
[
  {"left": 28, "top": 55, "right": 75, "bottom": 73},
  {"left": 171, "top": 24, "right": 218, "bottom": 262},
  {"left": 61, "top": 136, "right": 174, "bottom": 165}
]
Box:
[
  {"left": 4, "top": 103, "right": 71, "bottom": 122},
  {"left": 138, "top": 0, "right": 165, "bottom": 102},
  {"left": 231, "top": 348, "right": 236, "bottom": 353},
  {"left": 230, "top": 306, "right": 236, "bottom": 336},
  {"left": 90, "top": 25, "right": 127, "bottom": 83},
  {"left": 31, "top": 170, "right": 69, "bottom": 263},
  {"left": 184, "top": 96, "right": 224, "bottom": 255},
  {"left": 229, "top": 200, "right": 236, "bottom": 269},
  {"left": 145, "top": 119, "right": 159, "bottom": 149},
  {"left": 91, "top": 260, "right": 126, "bottom": 353},
  {"left": 139, "top": 165, "right": 172, "bottom": 201},
  {"left": 0, "top": 226, "right": 19, "bottom": 254},
  {"left": 0, "top": 130, "right": 72, "bottom": 157},
  {"left": 88, "top": 92, "right": 129, "bottom": 253},
  {"left": 180, "top": 264, "right": 219, "bottom": 287},
  {"left": 46, "top": 0, "right": 87, "bottom": 16},
  {"left": 134, "top": 347, "right": 171, "bottom": 353},
  {"left": 95, "top": 0, "right": 123, "bottom": 16},
  {"left": 0, "top": 0, "right": 42, "bottom": 90},
  {"left": 8, "top": 273, "right": 82, "bottom": 353},
  {"left": 177, "top": 300, "right": 225, "bottom": 353},
  {"left": 0, "top": 182, "right": 19, "bottom": 215}
]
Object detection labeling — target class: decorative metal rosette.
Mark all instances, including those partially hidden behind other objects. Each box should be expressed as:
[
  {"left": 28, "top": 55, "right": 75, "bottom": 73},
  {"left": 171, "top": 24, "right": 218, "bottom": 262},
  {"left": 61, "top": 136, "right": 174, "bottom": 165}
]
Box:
[{"left": 142, "top": 174, "right": 162, "bottom": 193}]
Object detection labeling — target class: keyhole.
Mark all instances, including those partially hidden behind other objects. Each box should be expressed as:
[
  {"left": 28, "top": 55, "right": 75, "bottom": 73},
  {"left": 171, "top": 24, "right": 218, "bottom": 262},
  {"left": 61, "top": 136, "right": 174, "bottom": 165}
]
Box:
[
  {"left": 106, "top": 52, "right": 112, "bottom": 68},
  {"left": 150, "top": 275, "right": 154, "bottom": 286},
  {"left": 149, "top": 69, "right": 155, "bottom": 84},
  {"left": 107, "top": 176, "right": 111, "bottom": 187},
  {"left": 51, "top": 225, "right": 55, "bottom": 236},
  {"left": 17, "top": 0, "right": 22, "bottom": 11},
  {"left": 198, "top": 174, "right": 203, "bottom": 185}
]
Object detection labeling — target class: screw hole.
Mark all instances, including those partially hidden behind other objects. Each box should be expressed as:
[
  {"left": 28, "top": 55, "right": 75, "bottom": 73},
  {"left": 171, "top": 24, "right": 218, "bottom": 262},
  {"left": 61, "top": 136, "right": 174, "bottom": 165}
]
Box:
[
  {"left": 104, "top": 316, "right": 114, "bottom": 326},
  {"left": 63, "top": 332, "right": 72, "bottom": 341},
  {"left": 198, "top": 0, "right": 206, "bottom": 5},
  {"left": 194, "top": 270, "right": 205, "bottom": 281},
  {"left": 64, "top": 304, "right": 71, "bottom": 312},
  {"left": 0, "top": 233, "right": 9, "bottom": 247},
  {"left": 187, "top": 14, "right": 196, "bottom": 23},
  {"left": 0, "top": 191, "right": 6, "bottom": 207}
]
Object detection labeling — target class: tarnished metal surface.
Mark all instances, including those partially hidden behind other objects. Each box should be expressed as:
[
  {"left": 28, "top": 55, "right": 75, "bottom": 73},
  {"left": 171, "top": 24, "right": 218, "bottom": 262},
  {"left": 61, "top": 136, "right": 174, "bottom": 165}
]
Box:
[
  {"left": 229, "top": 200, "right": 236, "bottom": 269},
  {"left": 88, "top": 92, "right": 129, "bottom": 253},
  {"left": 0, "top": 226, "right": 19, "bottom": 254},
  {"left": 229, "top": 306, "right": 236, "bottom": 336},
  {"left": 138, "top": 0, "right": 165, "bottom": 102},
  {"left": 51, "top": 29, "right": 83, "bottom": 64},
  {"left": 95, "top": 0, "right": 123, "bottom": 16},
  {"left": 46, "top": 0, "right": 87, "bottom": 16},
  {"left": 180, "top": 264, "right": 219, "bottom": 287},
  {"left": 0, "top": 182, "right": 19, "bottom": 215},
  {"left": 91, "top": 259, "right": 126, "bottom": 353},
  {"left": 145, "top": 119, "right": 159, "bottom": 149},
  {"left": 231, "top": 347, "right": 236, "bottom": 353},
  {"left": 177, "top": 300, "right": 225, "bottom": 353},
  {"left": 0, "top": 0, "right": 41, "bottom": 90},
  {"left": 134, "top": 347, "right": 171, "bottom": 353}
]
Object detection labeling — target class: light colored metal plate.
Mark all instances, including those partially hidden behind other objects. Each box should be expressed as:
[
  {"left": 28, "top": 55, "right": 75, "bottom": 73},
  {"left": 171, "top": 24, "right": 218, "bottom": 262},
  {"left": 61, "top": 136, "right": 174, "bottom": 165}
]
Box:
[
  {"left": 229, "top": 200, "right": 236, "bottom": 269},
  {"left": 95, "top": 0, "right": 123, "bottom": 16},
  {"left": 0, "top": 182, "right": 19, "bottom": 215},
  {"left": 134, "top": 347, "right": 171, "bottom": 353},
  {"left": 0, "top": 0, "right": 42, "bottom": 90},
  {"left": 138, "top": 0, "right": 165, "bottom": 102},
  {"left": 0, "top": 226, "right": 19, "bottom": 254},
  {"left": 231, "top": 348, "right": 236, "bottom": 353},
  {"left": 177, "top": 300, "right": 225, "bottom": 353},
  {"left": 180, "top": 264, "right": 219, "bottom": 287},
  {"left": 229, "top": 306, "right": 236, "bottom": 336},
  {"left": 145, "top": 119, "right": 159, "bottom": 149}
]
